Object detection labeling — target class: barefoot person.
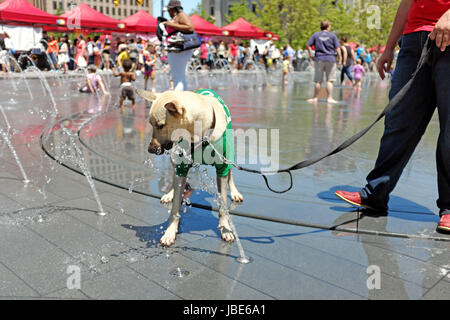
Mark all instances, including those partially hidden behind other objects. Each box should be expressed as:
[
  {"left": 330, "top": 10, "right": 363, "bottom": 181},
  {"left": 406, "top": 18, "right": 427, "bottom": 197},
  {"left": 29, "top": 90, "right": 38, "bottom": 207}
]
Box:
[
  {"left": 335, "top": 0, "right": 450, "bottom": 232},
  {"left": 352, "top": 59, "right": 365, "bottom": 91},
  {"left": 306, "top": 20, "right": 340, "bottom": 104},
  {"left": 113, "top": 59, "right": 136, "bottom": 109},
  {"left": 337, "top": 37, "right": 355, "bottom": 86}
]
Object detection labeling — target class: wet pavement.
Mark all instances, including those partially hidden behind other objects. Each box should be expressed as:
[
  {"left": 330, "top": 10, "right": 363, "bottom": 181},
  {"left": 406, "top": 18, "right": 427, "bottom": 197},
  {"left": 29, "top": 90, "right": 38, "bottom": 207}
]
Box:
[{"left": 0, "top": 70, "right": 449, "bottom": 300}]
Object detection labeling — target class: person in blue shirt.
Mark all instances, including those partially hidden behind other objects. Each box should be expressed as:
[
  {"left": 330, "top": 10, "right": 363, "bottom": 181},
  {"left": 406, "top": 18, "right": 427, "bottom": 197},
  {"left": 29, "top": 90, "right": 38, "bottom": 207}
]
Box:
[{"left": 306, "top": 20, "right": 340, "bottom": 104}]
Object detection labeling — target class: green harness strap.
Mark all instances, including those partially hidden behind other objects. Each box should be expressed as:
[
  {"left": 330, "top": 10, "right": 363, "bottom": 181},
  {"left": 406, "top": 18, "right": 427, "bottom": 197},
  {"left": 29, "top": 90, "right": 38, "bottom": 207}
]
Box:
[{"left": 175, "top": 89, "right": 234, "bottom": 178}]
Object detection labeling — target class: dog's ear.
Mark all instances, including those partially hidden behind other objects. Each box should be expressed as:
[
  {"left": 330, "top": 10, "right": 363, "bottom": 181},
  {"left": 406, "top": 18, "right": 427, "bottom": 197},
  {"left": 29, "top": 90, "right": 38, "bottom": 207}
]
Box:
[
  {"left": 136, "top": 89, "right": 158, "bottom": 102},
  {"left": 164, "top": 101, "right": 184, "bottom": 116}
]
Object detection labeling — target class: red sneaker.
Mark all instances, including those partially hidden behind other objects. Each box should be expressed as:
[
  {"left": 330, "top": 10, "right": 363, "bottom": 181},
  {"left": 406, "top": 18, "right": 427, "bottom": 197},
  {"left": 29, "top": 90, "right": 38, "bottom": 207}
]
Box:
[
  {"left": 335, "top": 190, "right": 380, "bottom": 211},
  {"left": 438, "top": 213, "right": 450, "bottom": 232}
]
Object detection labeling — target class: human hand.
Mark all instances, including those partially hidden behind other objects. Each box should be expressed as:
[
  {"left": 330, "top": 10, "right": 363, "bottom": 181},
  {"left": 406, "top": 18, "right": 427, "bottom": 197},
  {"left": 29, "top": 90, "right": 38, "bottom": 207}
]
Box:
[
  {"left": 376, "top": 49, "right": 394, "bottom": 80},
  {"left": 429, "top": 10, "right": 450, "bottom": 51}
]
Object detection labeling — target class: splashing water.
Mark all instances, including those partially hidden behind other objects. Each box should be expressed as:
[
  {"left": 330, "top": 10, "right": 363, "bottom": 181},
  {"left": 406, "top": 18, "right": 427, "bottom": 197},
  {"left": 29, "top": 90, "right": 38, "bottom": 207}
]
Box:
[
  {"left": 0, "top": 126, "right": 30, "bottom": 183},
  {"left": 57, "top": 128, "right": 107, "bottom": 216},
  {"left": 128, "top": 177, "right": 147, "bottom": 194},
  {"left": 192, "top": 165, "right": 251, "bottom": 264}
]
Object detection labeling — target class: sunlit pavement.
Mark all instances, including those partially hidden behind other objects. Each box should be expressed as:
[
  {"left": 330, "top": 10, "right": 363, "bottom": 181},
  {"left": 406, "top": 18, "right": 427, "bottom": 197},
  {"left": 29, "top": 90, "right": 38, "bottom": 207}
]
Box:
[{"left": 0, "top": 70, "right": 449, "bottom": 300}]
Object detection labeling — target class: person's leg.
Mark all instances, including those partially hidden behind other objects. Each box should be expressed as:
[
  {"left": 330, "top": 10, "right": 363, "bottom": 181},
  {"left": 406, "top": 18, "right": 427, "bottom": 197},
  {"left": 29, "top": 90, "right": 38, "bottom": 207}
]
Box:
[
  {"left": 307, "top": 61, "right": 324, "bottom": 102},
  {"left": 120, "top": 88, "right": 126, "bottom": 108},
  {"left": 361, "top": 32, "right": 436, "bottom": 210},
  {"left": 345, "top": 66, "right": 354, "bottom": 84},
  {"left": 433, "top": 46, "right": 450, "bottom": 212},
  {"left": 168, "top": 50, "right": 192, "bottom": 91},
  {"left": 325, "top": 61, "right": 338, "bottom": 103}
]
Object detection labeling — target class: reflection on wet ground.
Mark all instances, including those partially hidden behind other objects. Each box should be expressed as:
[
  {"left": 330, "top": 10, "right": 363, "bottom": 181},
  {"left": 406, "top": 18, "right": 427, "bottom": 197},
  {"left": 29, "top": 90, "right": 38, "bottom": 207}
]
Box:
[{"left": 0, "top": 71, "right": 449, "bottom": 299}]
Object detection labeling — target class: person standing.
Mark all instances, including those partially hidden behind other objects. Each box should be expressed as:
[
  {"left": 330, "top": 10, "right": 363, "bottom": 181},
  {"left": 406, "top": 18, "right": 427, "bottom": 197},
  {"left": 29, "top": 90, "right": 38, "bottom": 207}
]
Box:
[
  {"left": 306, "top": 20, "right": 340, "bottom": 104},
  {"left": 93, "top": 36, "right": 102, "bottom": 68},
  {"left": 0, "top": 30, "right": 9, "bottom": 73},
  {"left": 200, "top": 40, "right": 208, "bottom": 69},
  {"left": 337, "top": 37, "right": 355, "bottom": 85},
  {"left": 127, "top": 38, "right": 139, "bottom": 67},
  {"left": 102, "top": 38, "right": 112, "bottom": 70},
  {"left": 335, "top": 0, "right": 450, "bottom": 232},
  {"left": 217, "top": 41, "right": 227, "bottom": 59},
  {"left": 163, "top": 0, "right": 195, "bottom": 90},
  {"left": 352, "top": 59, "right": 365, "bottom": 91},
  {"left": 58, "top": 35, "right": 70, "bottom": 73},
  {"left": 229, "top": 39, "right": 239, "bottom": 70},
  {"left": 47, "top": 35, "right": 59, "bottom": 70},
  {"left": 75, "top": 35, "right": 87, "bottom": 69}
]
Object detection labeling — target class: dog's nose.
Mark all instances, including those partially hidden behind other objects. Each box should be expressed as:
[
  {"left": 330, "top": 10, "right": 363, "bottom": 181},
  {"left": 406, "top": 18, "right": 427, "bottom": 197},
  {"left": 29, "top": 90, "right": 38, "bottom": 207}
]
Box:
[{"left": 162, "top": 142, "right": 174, "bottom": 151}]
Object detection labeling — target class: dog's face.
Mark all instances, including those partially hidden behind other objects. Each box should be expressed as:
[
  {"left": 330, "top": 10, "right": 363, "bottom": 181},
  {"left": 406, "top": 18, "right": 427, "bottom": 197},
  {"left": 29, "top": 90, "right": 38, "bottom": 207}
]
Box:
[{"left": 137, "top": 89, "right": 205, "bottom": 155}]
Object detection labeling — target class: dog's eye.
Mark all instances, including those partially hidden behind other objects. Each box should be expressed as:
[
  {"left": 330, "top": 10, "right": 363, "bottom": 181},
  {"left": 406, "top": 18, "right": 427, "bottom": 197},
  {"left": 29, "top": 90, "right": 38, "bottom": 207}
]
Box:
[{"left": 156, "top": 124, "right": 164, "bottom": 130}]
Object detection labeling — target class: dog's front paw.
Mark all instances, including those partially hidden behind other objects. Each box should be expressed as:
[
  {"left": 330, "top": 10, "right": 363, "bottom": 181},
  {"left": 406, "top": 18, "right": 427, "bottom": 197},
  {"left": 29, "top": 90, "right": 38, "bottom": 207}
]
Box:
[
  {"left": 160, "top": 189, "right": 174, "bottom": 203},
  {"left": 218, "top": 218, "right": 235, "bottom": 243},
  {"left": 230, "top": 190, "right": 244, "bottom": 203},
  {"left": 160, "top": 229, "right": 177, "bottom": 247}
]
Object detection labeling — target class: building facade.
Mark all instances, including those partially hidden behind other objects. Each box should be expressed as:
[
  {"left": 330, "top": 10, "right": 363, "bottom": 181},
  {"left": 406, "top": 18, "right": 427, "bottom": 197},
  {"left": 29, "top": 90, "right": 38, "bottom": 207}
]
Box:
[
  {"left": 202, "top": 0, "right": 260, "bottom": 27},
  {"left": 29, "top": 0, "right": 153, "bottom": 20}
]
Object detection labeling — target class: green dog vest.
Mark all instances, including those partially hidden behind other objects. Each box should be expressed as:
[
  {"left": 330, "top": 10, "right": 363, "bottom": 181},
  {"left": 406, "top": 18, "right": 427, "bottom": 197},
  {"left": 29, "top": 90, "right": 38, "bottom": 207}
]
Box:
[{"left": 175, "top": 89, "right": 234, "bottom": 177}]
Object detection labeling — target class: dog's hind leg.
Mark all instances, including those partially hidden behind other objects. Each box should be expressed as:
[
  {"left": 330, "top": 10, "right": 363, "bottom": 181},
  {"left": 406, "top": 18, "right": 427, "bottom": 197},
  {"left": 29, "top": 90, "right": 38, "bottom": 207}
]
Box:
[
  {"left": 217, "top": 175, "right": 235, "bottom": 242},
  {"left": 160, "top": 175, "right": 186, "bottom": 247}
]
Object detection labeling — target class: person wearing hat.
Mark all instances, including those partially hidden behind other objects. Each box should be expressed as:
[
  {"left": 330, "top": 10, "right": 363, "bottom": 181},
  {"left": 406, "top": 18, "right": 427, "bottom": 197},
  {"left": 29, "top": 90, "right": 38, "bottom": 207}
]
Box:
[
  {"left": 162, "top": 0, "right": 194, "bottom": 90},
  {"left": 102, "top": 38, "right": 112, "bottom": 70}
]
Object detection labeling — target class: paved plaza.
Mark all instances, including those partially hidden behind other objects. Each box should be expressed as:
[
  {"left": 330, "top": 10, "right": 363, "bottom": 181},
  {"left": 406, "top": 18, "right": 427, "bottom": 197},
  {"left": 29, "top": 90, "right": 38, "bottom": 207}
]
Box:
[{"left": 0, "top": 71, "right": 449, "bottom": 300}]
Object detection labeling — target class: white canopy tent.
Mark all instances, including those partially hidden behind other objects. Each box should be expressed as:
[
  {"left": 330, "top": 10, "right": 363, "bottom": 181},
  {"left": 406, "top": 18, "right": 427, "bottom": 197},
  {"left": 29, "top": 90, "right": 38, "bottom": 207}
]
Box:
[{"left": 0, "top": 24, "right": 42, "bottom": 51}]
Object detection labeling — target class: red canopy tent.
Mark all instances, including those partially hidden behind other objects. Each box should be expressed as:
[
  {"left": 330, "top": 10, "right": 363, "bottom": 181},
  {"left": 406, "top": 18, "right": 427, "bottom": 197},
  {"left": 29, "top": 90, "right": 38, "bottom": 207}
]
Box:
[
  {"left": 190, "top": 14, "right": 223, "bottom": 36},
  {"left": 0, "top": 0, "right": 65, "bottom": 26},
  {"left": 60, "top": 3, "right": 125, "bottom": 32},
  {"left": 222, "top": 18, "right": 273, "bottom": 39},
  {"left": 121, "top": 10, "right": 156, "bottom": 34}
]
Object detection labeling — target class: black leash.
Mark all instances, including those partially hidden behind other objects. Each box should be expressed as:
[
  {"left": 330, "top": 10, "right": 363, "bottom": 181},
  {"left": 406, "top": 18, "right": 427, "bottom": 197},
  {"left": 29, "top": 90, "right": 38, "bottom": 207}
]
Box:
[{"left": 228, "top": 39, "right": 433, "bottom": 194}]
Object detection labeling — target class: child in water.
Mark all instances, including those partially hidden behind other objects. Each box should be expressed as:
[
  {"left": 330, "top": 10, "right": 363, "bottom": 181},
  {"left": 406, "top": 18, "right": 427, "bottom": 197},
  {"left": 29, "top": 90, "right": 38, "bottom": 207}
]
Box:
[
  {"left": 113, "top": 59, "right": 136, "bottom": 109},
  {"left": 143, "top": 43, "right": 157, "bottom": 92},
  {"left": 352, "top": 59, "right": 365, "bottom": 91},
  {"left": 79, "top": 65, "right": 109, "bottom": 95},
  {"left": 283, "top": 56, "right": 291, "bottom": 85}
]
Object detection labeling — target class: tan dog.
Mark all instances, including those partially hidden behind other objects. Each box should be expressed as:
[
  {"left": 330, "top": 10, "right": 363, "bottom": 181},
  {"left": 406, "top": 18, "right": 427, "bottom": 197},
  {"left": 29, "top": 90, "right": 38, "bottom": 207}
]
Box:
[{"left": 137, "top": 89, "right": 243, "bottom": 247}]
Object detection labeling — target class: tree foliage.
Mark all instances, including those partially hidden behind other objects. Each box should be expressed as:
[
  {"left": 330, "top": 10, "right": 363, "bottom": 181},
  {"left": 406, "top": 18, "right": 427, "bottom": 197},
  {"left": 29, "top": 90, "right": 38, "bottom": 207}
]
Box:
[
  {"left": 228, "top": 0, "right": 401, "bottom": 49},
  {"left": 189, "top": 2, "right": 215, "bottom": 23},
  {"left": 225, "top": 0, "right": 258, "bottom": 24}
]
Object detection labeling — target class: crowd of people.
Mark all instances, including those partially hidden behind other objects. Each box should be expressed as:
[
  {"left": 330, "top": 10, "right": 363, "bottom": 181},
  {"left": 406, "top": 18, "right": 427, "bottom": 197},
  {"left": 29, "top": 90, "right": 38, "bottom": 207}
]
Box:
[{"left": 0, "top": 28, "right": 386, "bottom": 79}]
